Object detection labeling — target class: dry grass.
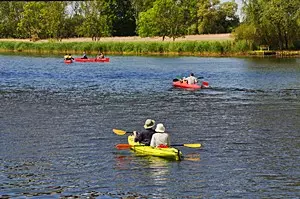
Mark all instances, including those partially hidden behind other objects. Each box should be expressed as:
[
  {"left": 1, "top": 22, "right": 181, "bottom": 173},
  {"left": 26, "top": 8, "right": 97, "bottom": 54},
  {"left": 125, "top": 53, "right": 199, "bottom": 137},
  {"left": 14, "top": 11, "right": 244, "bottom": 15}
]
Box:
[{"left": 0, "top": 34, "right": 233, "bottom": 43}]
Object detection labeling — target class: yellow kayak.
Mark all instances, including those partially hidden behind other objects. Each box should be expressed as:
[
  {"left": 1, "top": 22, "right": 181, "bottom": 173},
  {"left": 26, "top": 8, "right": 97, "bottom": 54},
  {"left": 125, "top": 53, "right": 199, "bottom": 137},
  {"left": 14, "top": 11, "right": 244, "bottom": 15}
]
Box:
[{"left": 128, "top": 135, "right": 183, "bottom": 161}]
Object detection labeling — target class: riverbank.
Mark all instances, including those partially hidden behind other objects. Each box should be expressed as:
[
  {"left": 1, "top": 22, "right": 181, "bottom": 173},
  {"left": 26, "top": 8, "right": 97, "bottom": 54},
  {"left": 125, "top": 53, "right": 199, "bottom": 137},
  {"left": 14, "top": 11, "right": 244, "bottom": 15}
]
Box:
[{"left": 0, "top": 35, "right": 299, "bottom": 57}]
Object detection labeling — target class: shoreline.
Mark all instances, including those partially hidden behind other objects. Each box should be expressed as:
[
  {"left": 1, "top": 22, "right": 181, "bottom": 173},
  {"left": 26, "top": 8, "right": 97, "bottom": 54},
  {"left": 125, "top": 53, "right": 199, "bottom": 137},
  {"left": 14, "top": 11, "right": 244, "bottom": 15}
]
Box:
[{"left": 0, "top": 35, "right": 299, "bottom": 57}]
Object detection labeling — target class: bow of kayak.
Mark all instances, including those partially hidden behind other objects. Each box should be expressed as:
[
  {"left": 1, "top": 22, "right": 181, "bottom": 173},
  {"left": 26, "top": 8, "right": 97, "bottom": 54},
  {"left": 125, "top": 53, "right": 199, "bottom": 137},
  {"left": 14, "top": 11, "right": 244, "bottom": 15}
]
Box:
[
  {"left": 128, "top": 135, "right": 183, "bottom": 161},
  {"left": 64, "top": 59, "right": 73, "bottom": 64}
]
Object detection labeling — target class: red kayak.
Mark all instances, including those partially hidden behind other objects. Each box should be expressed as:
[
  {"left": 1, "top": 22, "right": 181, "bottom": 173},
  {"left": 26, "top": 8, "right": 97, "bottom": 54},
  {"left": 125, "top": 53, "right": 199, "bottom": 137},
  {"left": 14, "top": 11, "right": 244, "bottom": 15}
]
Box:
[
  {"left": 173, "top": 81, "right": 201, "bottom": 89},
  {"left": 64, "top": 59, "right": 73, "bottom": 64},
  {"left": 74, "top": 57, "right": 110, "bottom": 62},
  {"left": 172, "top": 80, "right": 209, "bottom": 89}
]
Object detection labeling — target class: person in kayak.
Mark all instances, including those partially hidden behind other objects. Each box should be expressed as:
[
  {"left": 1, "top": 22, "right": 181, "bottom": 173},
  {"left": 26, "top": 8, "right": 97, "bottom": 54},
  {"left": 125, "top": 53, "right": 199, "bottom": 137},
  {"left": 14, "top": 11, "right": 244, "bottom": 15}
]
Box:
[
  {"left": 67, "top": 54, "right": 74, "bottom": 60},
  {"left": 150, "top": 123, "right": 170, "bottom": 148},
  {"left": 133, "top": 119, "right": 156, "bottom": 146},
  {"left": 64, "top": 53, "right": 68, "bottom": 60},
  {"left": 82, "top": 51, "right": 88, "bottom": 59},
  {"left": 97, "top": 51, "right": 105, "bottom": 59},
  {"left": 183, "top": 73, "right": 198, "bottom": 84}
]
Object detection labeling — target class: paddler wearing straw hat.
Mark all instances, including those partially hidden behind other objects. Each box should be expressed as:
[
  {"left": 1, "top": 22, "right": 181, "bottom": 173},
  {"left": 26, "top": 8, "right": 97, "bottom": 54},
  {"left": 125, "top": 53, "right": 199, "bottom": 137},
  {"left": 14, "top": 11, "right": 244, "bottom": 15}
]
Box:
[{"left": 133, "top": 119, "right": 156, "bottom": 146}]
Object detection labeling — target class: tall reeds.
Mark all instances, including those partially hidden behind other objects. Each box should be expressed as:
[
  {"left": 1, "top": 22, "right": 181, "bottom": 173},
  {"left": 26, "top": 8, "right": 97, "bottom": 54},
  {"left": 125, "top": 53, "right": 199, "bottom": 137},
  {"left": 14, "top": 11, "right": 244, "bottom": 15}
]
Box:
[{"left": 0, "top": 40, "right": 252, "bottom": 56}]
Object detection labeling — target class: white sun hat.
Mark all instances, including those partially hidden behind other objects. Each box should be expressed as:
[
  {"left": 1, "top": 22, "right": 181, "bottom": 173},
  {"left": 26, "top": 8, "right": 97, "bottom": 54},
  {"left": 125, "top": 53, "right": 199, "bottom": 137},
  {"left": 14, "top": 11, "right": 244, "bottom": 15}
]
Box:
[
  {"left": 155, "top": 123, "right": 165, "bottom": 133},
  {"left": 144, "top": 119, "right": 155, "bottom": 129}
]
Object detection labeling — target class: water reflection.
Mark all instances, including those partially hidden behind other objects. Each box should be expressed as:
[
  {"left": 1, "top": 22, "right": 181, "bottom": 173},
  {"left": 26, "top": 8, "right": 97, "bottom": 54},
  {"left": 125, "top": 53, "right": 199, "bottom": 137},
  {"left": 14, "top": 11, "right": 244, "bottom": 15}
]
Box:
[{"left": 146, "top": 156, "right": 170, "bottom": 185}]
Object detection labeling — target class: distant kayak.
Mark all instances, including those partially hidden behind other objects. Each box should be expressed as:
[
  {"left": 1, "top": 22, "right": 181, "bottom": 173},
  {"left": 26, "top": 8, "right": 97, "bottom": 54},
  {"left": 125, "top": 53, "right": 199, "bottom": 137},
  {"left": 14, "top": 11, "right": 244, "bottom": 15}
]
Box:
[
  {"left": 173, "top": 79, "right": 209, "bottom": 89},
  {"left": 173, "top": 81, "right": 201, "bottom": 89},
  {"left": 64, "top": 59, "right": 73, "bottom": 64},
  {"left": 74, "top": 57, "right": 110, "bottom": 62}
]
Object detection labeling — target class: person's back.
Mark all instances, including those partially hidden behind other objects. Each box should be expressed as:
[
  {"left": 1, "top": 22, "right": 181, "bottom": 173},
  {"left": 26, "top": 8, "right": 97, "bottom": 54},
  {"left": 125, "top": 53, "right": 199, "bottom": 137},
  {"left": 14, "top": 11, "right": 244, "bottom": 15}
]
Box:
[
  {"left": 68, "top": 54, "right": 74, "bottom": 60},
  {"left": 98, "top": 52, "right": 104, "bottom": 59},
  {"left": 82, "top": 52, "right": 88, "bottom": 59},
  {"left": 135, "top": 128, "right": 156, "bottom": 146},
  {"left": 134, "top": 119, "right": 156, "bottom": 146},
  {"left": 150, "top": 123, "right": 170, "bottom": 147},
  {"left": 186, "top": 73, "right": 197, "bottom": 84},
  {"left": 64, "top": 54, "right": 68, "bottom": 60}
]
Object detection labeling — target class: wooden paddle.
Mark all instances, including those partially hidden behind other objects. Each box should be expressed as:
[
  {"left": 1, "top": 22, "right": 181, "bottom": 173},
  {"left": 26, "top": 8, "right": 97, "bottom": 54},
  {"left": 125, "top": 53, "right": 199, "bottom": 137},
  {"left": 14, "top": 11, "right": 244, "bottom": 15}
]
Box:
[
  {"left": 115, "top": 143, "right": 201, "bottom": 150},
  {"left": 113, "top": 129, "right": 132, "bottom": 136}
]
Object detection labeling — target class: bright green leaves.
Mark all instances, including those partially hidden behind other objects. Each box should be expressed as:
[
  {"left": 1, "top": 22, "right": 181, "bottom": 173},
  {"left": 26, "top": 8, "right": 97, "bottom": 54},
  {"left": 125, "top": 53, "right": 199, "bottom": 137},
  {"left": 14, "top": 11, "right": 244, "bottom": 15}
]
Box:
[
  {"left": 137, "top": 0, "right": 191, "bottom": 41},
  {"left": 197, "top": 0, "right": 239, "bottom": 34},
  {"left": 76, "top": 0, "right": 112, "bottom": 40},
  {"left": 17, "top": 2, "right": 67, "bottom": 40},
  {"left": 237, "top": 0, "right": 300, "bottom": 50}
]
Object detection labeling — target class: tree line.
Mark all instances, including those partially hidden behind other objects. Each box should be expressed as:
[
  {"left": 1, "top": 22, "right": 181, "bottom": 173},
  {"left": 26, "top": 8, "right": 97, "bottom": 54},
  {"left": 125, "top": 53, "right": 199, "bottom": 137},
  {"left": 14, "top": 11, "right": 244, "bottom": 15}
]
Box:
[
  {"left": 0, "top": 1, "right": 239, "bottom": 40},
  {"left": 0, "top": 0, "right": 299, "bottom": 50}
]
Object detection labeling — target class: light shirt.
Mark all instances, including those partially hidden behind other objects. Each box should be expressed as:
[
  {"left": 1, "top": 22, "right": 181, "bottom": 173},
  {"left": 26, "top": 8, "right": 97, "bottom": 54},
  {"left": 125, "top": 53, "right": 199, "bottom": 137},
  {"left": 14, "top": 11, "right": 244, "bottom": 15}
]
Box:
[
  {"left": 150, "top": 132, "right": 170, "bottom": 147},
  {"left": 185, "top": 76, "right": 198, "bottom": 84}
]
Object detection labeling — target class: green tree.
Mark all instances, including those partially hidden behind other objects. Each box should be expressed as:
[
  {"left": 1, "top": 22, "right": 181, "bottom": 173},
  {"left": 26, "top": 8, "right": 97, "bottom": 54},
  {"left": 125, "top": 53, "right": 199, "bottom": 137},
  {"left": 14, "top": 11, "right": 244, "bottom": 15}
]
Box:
[
  {"left": 17, "top": 2, "right": 47, "bottom": 40},
  {"left": 137, "top": 0, "right": 191, "bottom": 41},
  {"left": 109, "top": 0, "right": 136, "bottom": 36},
  {"left": 0, "top": 1, "right": 25, "bottom": 38},
  {"left": 76, "top": 0, "right": 113, "bottom": 40},
  {"left": 40, "top": 1, "right": 67, "bottom": 40},
  {"left": 197, "top": 0, "right": 239, "bottom": 34},
  {"left": 130, "top": 0, "right": 156, "bottom": 19},
  {"left": 237, "top": 0, "right": 300, "bottom": 50}
]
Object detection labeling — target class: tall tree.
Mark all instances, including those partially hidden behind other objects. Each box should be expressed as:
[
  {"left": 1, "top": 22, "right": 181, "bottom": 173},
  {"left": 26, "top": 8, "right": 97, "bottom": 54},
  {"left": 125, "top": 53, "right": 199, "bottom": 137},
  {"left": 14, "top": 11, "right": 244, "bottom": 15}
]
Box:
[
  {"left": 0, "top": 1, "right": 25, "bottom": 38},
  {"left": 109, "top": 0, "right": 136, "bottom": 36},
  {"left": 76, "top": 0, "right": 112, "bottom": 40},
  {"left": 236, "top": 0, "right": 300, "bottom": 50},
  {"left": 40, "top": 1, "right": 67, "bottom": 40},
  {"left": 17, "top": 2, "right": 47, "bottom": 40},
  {"left": 137, "top": 0, "right": 191, "bottom": 41},
  {"left": 130, "top": 0, "right": 156, "bottom": 19},
  {"left": 197, "top": 0, "right": 239, "bottom": 34}
]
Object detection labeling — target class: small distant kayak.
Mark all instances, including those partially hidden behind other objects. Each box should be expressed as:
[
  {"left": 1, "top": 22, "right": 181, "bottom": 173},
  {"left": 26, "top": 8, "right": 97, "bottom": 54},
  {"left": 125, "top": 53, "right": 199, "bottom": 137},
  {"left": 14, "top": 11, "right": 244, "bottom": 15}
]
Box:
[
  {"left": 173, "top": 79, "right": 209, "bottom": 89},
  {"left": 74, "top": 57, "right": 110, "bottom": 62},
  {"left": 173, "top": 80, "right": 201, "bottom": 89},
  {"left": 64, "top": 59, "right": 73, "bottom": 64}
]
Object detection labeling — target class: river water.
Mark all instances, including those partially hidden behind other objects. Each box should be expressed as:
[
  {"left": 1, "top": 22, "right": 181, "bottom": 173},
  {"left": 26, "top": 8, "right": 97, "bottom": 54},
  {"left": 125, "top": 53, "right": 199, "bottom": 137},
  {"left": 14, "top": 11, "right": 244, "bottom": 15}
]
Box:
[{"left": 0, "top": 54, "right": 299, "bottom": 198}]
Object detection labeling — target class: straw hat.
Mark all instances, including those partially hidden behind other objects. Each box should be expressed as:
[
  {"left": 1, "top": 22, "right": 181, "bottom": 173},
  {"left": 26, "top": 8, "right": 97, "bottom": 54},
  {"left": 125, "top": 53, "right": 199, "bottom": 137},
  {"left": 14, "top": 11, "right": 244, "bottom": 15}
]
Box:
[
  {"left": 155, "top": 123, "right": 165, "bottom": 133},
  {"left": 144, "top": 119, "right": 155, "bottom": 129}
]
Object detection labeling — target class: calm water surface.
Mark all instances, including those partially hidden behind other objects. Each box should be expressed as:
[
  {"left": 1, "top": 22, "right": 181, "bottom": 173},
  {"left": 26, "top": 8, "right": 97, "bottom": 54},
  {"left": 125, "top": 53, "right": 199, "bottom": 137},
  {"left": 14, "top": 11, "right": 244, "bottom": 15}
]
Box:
[{"left": 0, "top": 54, "right": 299, "bottom": 198}]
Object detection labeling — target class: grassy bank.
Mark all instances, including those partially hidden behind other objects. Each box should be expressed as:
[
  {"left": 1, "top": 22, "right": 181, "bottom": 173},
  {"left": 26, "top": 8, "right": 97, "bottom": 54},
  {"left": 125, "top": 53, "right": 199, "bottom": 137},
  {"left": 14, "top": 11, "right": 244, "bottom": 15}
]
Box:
[
  {"left": 0, "top": 40, "right": 251, "bottom": 56},
  {"left": 1, "top": 40, "right": 299, "bottom": 57}
]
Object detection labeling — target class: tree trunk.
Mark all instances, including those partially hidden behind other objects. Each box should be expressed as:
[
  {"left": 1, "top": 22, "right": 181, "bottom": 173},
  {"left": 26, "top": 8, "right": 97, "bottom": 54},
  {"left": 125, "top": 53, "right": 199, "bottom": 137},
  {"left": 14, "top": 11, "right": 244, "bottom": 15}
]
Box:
[{"left": 284, "top": 31, "right": 288, "bottom": 49}]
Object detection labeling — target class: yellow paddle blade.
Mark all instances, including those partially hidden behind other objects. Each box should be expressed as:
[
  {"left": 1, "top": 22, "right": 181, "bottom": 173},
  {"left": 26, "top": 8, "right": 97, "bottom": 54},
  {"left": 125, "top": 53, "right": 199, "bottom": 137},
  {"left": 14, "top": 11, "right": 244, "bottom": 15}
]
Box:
[
  {"left": 112, "top": 129, "right": 127, "bottom": 135},
  {"left": 182, "top": 143, "right": 201, "bottom": 148}
]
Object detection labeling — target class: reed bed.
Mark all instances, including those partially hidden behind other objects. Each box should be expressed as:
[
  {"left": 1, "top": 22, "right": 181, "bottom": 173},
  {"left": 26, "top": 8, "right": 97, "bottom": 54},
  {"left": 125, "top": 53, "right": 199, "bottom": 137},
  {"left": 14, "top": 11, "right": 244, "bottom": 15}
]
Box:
[{"left": 0, "top": 40, "right": 252, "bottom": 56}]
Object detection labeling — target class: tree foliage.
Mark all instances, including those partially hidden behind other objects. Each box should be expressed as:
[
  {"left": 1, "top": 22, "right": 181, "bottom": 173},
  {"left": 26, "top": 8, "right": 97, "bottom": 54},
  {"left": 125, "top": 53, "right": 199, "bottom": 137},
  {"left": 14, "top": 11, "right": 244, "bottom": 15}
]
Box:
[
  {"left": 76, "top": 0, "right": 112, "bottom": 40},
  {"left": 235, "top": 0, "right": 300, "bottom": 50},
  {"left": 110, "top": 0, "right": 136, "bottom": 36},
  {"left": 137, "top": 0, "right": 194, "bottom": 41},
  {"left": 0, "top": 2, "right": 25, "bottom": 38},
  {"left": 197, "top": 0, "right": 239, "bottom": 34}
]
